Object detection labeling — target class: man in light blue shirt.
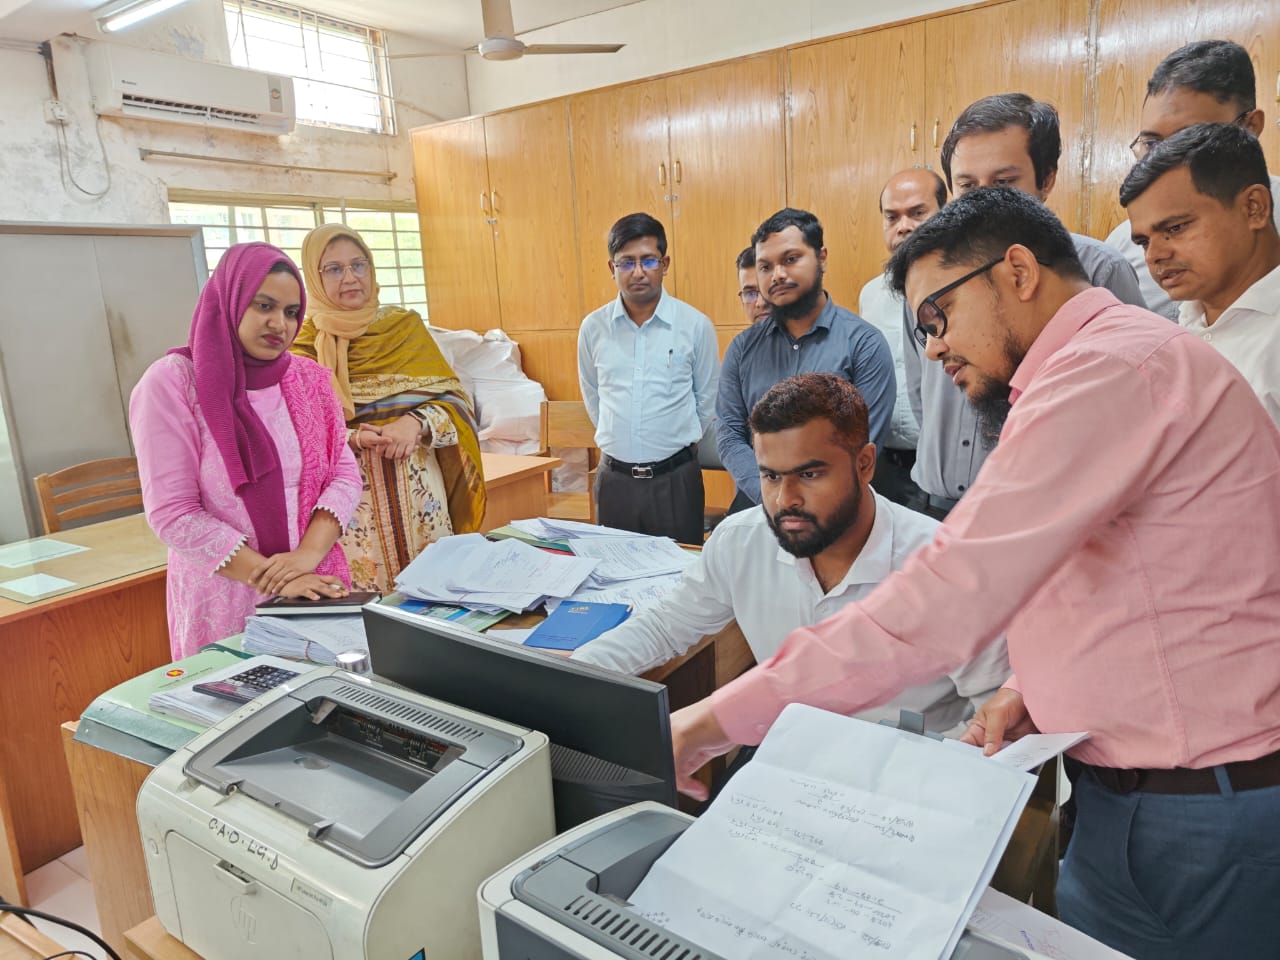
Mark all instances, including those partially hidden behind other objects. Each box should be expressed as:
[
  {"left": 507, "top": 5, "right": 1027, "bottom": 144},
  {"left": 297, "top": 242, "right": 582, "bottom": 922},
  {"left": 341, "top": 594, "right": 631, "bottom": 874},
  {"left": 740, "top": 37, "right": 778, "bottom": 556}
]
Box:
[
  {"left": 578, "top": 212, "right": 719, "bottom": 543},
  {"left": 716, "top": 208, "right": 896, "bottom": 511}
]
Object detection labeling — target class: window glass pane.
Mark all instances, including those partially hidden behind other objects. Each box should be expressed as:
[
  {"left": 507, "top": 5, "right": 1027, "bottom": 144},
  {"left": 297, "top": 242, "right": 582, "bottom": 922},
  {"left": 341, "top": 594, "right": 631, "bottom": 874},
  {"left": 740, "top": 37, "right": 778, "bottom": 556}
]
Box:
[
  {"left": 399, "top": 267, "right": 424, "bottom": 285},
  {"left": 394, "top": 212, "right": 418, "bottom": 232},
  {"left": 371, "top": 249, "right": 398, "bottom": 270},
  {"left": 398, "top": 249, "right": 423, "bottom": 267},
  {"left": 224, "top": 0, "right": 393, "bottom": 133},
  {"left": 235, "top": 208, "right": 264, "bottom": 227}
]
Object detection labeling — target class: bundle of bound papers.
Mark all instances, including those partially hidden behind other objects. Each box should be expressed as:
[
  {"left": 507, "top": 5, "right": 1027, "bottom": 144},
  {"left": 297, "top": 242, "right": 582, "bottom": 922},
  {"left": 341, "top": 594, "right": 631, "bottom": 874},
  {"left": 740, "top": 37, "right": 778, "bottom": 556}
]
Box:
[
  {"left": 242, "top": 614, "right": 368, "bottom": 665},
  {"left": 148, "top": 655, "right": 303, "bottom": 727},
  {"left": 629, "top": 703, "right": 1036, "bottom": 960},
  {"left": 394, "top": 533, "right": 599, "bottom": 613}
]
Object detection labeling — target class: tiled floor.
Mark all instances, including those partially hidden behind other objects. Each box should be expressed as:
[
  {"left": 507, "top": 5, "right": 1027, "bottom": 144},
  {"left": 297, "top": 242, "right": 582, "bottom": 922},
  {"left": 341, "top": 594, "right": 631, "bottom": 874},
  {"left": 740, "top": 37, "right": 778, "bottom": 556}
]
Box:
[{"left": 23, "top": 846, "right": 109, "bottom": 960}]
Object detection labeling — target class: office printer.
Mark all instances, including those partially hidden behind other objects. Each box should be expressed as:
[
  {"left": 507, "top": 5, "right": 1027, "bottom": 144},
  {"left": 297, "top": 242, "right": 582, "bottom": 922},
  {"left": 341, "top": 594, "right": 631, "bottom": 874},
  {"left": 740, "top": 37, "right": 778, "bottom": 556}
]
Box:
[
  {"left": 479, "top": 802, "right": 1052, "bottom": 960},
  {"left": 138, "top": 666, "right": 554, "bottom": 960}
]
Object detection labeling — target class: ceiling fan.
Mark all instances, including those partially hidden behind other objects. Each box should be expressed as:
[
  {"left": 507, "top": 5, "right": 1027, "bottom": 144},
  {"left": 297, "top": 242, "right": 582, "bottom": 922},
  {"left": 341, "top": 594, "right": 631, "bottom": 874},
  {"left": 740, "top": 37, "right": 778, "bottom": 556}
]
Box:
[{"left": 390, "top": 0, "right": 628, "bottom": 62}]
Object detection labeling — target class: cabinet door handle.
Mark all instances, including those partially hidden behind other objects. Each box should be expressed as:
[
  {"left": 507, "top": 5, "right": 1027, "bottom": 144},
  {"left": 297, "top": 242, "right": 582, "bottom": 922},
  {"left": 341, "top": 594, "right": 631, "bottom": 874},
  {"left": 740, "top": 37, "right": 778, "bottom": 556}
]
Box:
[
  {"left": 910, "top": 122, "right": 918, "bottom": 152},
  {"left": 933, "top": 118, "right": 940, "bottom": 149},
  {"left": 480, "top": 192, "right": 490, "bottom": 214},
  {"left": 658, "top": 162, "right": 667, "bottom": 187},
  {"left": 674, "top": 159, "right": 682, "bottom": 184},
  {"left": 490, "top": 190, "right": 500, "bottom": 214}
]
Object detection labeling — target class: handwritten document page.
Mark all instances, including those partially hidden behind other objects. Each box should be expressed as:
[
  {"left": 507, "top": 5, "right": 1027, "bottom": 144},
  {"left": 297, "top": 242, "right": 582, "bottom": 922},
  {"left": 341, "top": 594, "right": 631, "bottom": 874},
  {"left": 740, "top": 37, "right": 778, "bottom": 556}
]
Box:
[
  {"left": 568, "top": 536, "right": 695, "bottom": 582},
  {"left": 969, "top": 889, "right": 1132, "bottom": 959},
  {"left": 630, "top": 704, "right": 1035, "bottom": 960},
  {"left": 944, "top": 732, "right": 1090, "bottom": 772}
]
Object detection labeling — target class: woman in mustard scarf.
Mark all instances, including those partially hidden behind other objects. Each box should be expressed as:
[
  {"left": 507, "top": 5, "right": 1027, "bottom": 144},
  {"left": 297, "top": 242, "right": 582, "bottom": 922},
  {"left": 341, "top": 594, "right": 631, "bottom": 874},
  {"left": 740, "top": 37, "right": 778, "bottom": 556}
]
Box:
[{"left": 292, "top": 224, "right": 485, "bottom": 592}]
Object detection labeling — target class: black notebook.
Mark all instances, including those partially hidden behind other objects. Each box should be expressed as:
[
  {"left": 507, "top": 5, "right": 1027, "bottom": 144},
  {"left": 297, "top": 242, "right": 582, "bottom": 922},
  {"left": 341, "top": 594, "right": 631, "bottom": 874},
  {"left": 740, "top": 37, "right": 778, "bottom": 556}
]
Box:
[{"left": 255, "top": 591, "right": 381, "bottom": 616}]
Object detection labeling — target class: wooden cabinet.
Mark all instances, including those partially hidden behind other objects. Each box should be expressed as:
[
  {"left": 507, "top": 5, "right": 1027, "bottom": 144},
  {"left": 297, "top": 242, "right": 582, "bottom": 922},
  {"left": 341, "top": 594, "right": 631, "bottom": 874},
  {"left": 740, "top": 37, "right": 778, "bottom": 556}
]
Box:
[
  {"left": 570, "top": 77, "right": 672, "bottom": 312},
  {"left": 411, "top": 102, "right": 581, "bottom": 337},
  {"left": 925, "top": 0, "right": 1092, "bottom": 233},
  {"left": 665, "top": 55, "right": 788, "bottom": 329},
  {"left": 1089, "top": 0, "right": 1280, "bottom": 237},
  {"left": 570, "top": 55, "right": 787, "bottom": 328},
  {"left": 411, "top": 118, "right": 499, "bottom": 333},
  {"left": 787, "top": 23, "right": 928, "bottom": 310}
]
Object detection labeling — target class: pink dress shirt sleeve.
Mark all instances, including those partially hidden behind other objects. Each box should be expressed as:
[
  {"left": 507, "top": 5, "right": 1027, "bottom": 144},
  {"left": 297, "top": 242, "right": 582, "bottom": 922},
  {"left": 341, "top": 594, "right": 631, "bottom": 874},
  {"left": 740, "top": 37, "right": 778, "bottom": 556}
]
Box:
[
  {"left": 313, "top": 402, "right": 362, "bottom": 527},
  {"left": 130, "top": 356, "right": 249, "bottom": 575},
  {"left": 711, "top": 347, "right": 1170, "bottom": 746}
]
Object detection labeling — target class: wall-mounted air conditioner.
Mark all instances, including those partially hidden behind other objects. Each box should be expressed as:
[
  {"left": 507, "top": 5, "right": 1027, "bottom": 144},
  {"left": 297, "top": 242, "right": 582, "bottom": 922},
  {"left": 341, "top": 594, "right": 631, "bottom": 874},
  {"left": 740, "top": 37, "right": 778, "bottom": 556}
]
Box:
[{"left": 84, "top": 42, "right": 296, "bottom": 136}]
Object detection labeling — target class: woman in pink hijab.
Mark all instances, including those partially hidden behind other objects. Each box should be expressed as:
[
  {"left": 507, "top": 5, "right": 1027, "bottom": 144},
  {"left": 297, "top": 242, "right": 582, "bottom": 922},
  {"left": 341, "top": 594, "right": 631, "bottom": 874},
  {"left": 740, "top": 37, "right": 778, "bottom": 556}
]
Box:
[{"left": 130, "top": 243, "right": 362, "bottom": 658}]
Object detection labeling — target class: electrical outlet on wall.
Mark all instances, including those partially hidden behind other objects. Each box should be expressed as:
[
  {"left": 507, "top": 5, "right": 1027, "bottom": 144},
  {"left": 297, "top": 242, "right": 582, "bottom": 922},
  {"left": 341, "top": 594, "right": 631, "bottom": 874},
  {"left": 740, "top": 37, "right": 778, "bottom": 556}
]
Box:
[{"left": 43, "top": 99, "right": 69, "bottom": 125}]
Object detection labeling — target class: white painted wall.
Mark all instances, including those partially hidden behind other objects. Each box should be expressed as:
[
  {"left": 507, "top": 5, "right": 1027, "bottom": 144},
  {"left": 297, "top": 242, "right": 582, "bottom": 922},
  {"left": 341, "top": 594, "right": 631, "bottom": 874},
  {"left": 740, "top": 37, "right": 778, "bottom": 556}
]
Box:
[
  {"left": 0, "top": 0, "right": 470, "bottom": 224},
  {"left": 466, "top": 0, "right": 969, "bottom": 114}
]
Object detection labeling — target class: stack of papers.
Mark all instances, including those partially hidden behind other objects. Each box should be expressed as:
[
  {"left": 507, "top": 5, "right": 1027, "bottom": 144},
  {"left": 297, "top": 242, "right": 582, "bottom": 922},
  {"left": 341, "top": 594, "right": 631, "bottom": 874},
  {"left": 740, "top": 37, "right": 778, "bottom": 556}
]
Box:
[
  {"left": 509, "top": 517, "right": 649, "bottom": 541},
  {"left": 630, "top": 704, "right": 1036, "bottom": 960},
  {"left": 568, "top": 536, "right": 694, "bottom": 583},
  {"left": 394, "top": 533, "right": 599, "bottom": 613},
  {"left": 242, "top": 614, "right": 367, "bottom": 664},
  {"left": 148, "top": 655, "right": 304, "bottom": 727}
]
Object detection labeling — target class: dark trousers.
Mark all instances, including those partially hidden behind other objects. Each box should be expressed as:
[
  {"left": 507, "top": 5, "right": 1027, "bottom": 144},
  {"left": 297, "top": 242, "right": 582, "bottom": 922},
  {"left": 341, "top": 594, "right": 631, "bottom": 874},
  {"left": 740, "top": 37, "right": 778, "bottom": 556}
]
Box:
[
  {"left": 727, "top": 490, "right": 757, "bottom": 516},
  {"left": 594, "top": 452, "right": 704, "bottom": 544},
  {"left": 872, "top": 447, "right": 926, "bottom": 511},
  {"left": 1057, "top": 770, "right": 1280, "bottom": 958}
]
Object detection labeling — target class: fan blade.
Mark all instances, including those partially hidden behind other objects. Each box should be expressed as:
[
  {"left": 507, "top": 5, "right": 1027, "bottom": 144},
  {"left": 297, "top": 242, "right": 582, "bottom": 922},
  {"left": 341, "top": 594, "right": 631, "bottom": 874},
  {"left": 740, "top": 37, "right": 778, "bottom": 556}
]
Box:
[
  {"left": 522, "top": 43, "right": 625, "bottom": 55},
  {"left": 481, "top": 0, "right": 516, "bottom": 39},
  {"left": 388, "top": 47, "right": 478, "bottom": 59}
]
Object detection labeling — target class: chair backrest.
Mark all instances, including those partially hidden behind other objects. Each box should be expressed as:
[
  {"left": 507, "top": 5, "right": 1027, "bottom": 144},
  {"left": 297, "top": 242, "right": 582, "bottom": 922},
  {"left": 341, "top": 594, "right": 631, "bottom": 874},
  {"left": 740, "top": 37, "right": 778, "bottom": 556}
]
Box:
[
  {"left": 33, "top": 456, "right": 143, "bottom": 534},
  {"left": 539, "top": 400, "right": 598, "bottom": 454}
]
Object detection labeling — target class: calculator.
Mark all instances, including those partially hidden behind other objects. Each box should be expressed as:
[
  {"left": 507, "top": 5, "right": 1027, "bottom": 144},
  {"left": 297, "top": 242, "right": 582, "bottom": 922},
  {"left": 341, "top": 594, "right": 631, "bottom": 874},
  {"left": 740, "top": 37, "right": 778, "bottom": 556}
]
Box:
[{"left": 193, "top": 664, "right": 301, "bottom": 705}]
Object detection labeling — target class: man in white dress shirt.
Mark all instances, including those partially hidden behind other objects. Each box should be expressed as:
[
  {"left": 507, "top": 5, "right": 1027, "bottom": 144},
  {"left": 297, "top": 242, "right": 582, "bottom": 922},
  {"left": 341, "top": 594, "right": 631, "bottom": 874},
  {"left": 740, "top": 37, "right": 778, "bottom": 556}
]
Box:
[
  {"left": 1105, "top": 40, "right": 1280, "bottom": 321},
  {"left": 573, "top": 373, "right": 1009, "bottom": 735},
  {"left": 1122, "top": 123, "right": 1280, "bottom": 427},
  {"left": 578, "top": 212, "right": 720, "bottom": 543},
  {"left": 858, "top": 168, "right": 947, "bottom": 508}
]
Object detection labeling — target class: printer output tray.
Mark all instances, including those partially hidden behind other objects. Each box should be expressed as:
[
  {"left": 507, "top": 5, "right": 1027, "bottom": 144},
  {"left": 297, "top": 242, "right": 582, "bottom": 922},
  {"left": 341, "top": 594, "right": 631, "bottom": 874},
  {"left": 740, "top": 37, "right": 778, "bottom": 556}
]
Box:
[{"left": 506, "top": 808, "right": 1032, "bottom": 960}]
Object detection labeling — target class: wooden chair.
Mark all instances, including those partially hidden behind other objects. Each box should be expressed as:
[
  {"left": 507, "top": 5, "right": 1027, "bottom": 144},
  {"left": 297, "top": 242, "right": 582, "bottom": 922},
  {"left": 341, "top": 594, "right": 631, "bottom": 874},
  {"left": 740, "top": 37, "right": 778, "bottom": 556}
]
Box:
[
  {"left": 33, "top": 456, "right": 143, "bottom": 534},
  {"left": 538, "top": 401, "right": 599, "bottom": 523}
]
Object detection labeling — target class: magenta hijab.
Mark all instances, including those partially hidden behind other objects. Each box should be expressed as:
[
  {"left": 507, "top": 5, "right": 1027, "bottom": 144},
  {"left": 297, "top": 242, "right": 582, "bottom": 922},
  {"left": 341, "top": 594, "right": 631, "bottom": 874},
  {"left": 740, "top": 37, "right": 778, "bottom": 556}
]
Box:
[{"left": 170, "top": 242, "right": 306, "bottom": 557}]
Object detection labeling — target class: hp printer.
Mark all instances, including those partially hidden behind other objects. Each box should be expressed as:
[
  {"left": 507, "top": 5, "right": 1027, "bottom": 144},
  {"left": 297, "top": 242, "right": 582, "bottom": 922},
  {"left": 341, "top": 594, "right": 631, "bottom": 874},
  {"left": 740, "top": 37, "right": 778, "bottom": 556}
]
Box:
[
  {"left": 479, "top": 802, "right": 1055, "bottom": 960},
  {"left": 139, "top": 666, "right": 554, "bottom": 960}
]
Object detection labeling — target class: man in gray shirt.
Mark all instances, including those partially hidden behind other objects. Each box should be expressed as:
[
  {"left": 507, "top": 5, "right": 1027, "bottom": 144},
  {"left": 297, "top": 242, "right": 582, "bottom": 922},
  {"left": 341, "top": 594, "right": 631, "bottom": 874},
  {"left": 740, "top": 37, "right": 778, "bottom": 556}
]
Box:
[
  {"left": 717, "top": 208, "right": 896, "bottom": 511},
  {"left": 904, "top": 93, "right": 1146, "bottom": 517}
]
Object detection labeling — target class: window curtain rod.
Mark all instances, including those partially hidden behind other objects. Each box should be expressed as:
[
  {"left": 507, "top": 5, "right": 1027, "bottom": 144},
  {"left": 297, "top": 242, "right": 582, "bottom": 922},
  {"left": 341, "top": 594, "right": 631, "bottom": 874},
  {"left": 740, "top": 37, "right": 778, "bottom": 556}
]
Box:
[{"left": 138, "top": 148, "right": 396, "bottom": 183}]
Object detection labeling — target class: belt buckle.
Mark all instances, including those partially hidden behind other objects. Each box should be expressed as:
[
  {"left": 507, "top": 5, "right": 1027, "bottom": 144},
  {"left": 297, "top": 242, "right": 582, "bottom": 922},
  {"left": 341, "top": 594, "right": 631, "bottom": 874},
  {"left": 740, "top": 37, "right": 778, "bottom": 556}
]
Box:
[{"left": 631, "top": 465, "right": 654, "bottom": 479}]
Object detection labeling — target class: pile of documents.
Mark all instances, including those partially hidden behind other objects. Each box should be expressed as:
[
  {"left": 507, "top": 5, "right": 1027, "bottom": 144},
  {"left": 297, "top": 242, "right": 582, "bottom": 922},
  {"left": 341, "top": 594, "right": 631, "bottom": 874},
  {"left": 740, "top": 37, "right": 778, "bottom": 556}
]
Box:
[
  {"left": 242, "top": 614, "right": 368, "bottom": 664},
  {"left": 630, "top": 704, "right": 1038, "bottom": 960},
  {"left": 509, "top": 518, "right": 694, "bottom": 613},
  {"left": 394, "top": 533, "right": 600, "bottom": 613},
  {"left": 148, "top": 655, "right": 303, "bottom": 727},
  {"left": 393, "top": 523, "right": 700, "bottom": 615}
]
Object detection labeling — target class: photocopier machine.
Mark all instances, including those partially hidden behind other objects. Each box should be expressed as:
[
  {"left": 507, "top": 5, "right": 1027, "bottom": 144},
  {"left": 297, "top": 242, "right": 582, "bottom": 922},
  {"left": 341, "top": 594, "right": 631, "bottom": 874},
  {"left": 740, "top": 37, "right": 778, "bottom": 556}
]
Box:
[{"left": 137, "top": 667, "right": 1055, "bottom": 960}]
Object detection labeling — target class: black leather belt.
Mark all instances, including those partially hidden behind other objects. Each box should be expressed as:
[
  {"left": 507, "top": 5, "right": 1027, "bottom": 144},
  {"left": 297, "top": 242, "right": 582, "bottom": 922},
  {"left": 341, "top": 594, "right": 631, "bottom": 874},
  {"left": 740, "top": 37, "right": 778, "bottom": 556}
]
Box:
[
  {"left": 604, "top": 444, "right": 696, "bottom": 479},
  {"left": 1083, "top": 747, "right": 1280, "bottom": 795}
]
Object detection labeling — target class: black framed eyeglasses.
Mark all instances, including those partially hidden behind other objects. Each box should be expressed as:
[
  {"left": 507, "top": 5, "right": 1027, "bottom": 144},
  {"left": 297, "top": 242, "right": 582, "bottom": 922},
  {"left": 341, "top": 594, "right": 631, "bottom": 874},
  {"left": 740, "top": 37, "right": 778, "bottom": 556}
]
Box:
[
  {"left": 1130, "top": 110, "right": 1251, "bottom": 159},
  {"left": 913, "top": 258, "right": 1003, "bottom": 347},
  {"left": 738, "top": 289, "right": 761, "bottom": 303},
  {"left": 612, "top": 256, "right": 662, "bottom": 273}
]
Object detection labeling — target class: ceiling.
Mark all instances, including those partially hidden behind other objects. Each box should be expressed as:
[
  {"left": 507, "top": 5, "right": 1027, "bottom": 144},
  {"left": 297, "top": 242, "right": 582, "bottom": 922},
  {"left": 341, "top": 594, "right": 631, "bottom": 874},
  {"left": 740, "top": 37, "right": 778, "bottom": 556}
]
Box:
[{"left": 0, "top": 0, "right": 642, "bottom": 47}]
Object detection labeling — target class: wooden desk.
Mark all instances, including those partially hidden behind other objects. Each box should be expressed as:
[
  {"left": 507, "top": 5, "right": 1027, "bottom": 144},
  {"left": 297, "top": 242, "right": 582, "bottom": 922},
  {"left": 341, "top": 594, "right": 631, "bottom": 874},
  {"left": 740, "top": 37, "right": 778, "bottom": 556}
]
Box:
[
  {"left": 478, "top": 453, "right": 560, "bottom": 533},
  {"left": 126, "top": 917, "right": 200, "bottom": 960},
  {"left": 0, "top": 514, "right": 168, "bottom": 907},
  {"left": 0, "top": 914, "right": 67, "bottom": 959},
  {"left": 63, "top": 619, "right": 753, "bottom": 959}
]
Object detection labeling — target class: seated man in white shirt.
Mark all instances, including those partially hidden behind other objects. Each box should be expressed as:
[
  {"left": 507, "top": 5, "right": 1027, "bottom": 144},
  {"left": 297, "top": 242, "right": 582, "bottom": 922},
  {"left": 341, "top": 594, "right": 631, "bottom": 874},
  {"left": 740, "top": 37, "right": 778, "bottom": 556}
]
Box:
[
  {"left": 572, "top": 373, "right": 1009, "bottom": 735},
  {"left": 1121, "top": 122, "right": 1280, "bottom": 427}
]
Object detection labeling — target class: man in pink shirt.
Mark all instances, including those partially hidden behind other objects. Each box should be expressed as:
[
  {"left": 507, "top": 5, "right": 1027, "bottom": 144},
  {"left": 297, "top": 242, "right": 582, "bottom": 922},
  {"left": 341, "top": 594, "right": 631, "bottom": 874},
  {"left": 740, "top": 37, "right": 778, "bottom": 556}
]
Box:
[{"left": 670, "top": 186, "right": 1280, "bottom": 959}]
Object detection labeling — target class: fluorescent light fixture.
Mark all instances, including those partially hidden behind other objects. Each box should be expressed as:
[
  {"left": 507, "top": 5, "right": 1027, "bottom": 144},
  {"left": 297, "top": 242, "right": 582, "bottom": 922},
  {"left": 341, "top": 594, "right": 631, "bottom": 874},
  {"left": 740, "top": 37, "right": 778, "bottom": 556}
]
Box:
[{"left": 97, "top": 0, "right": 193, "bottom": 32}]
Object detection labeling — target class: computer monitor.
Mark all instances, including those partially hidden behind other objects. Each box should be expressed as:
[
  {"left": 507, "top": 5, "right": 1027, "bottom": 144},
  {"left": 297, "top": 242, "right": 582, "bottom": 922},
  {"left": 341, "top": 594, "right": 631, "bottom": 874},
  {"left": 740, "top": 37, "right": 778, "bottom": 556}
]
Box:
[{"left": 362, "top": 603, "right": 677, "bottom": 831}]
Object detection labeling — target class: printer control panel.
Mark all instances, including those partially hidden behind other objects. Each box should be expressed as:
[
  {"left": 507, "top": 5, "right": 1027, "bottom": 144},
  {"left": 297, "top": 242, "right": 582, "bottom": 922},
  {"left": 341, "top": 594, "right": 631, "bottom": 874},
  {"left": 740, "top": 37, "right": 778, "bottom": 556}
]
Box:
[{"left": 325, "top": 706, "right": 464, "bottom": 774}]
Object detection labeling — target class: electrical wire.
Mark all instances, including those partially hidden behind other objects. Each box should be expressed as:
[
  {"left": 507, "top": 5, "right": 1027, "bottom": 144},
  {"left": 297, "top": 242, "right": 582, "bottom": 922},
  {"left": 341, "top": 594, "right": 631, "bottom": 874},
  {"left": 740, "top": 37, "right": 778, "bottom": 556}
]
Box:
[
  {"left": 0, "top": 905, "right": 123, "bottom": 960},
  {"left": 42, "top": 952, "right": 99, "bottom": 959},
  {"left": 56, "top": 115, "right": 113, "bottom": 199}
]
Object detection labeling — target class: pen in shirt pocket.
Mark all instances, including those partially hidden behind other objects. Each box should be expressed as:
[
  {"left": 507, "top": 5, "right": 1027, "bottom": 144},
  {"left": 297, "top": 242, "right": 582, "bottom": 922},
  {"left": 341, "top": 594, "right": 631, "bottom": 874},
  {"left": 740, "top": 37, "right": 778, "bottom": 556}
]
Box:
[{"left": 668, "top": 348, "right": 673, "bottom": 367}]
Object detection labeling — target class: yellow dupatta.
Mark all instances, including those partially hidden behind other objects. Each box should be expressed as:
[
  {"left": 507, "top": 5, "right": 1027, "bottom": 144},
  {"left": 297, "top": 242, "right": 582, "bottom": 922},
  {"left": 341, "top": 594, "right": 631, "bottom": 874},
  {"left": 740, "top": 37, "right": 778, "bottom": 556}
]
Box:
[{"left": 293, "top": 224, "right": 486, "bottom": 533}]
